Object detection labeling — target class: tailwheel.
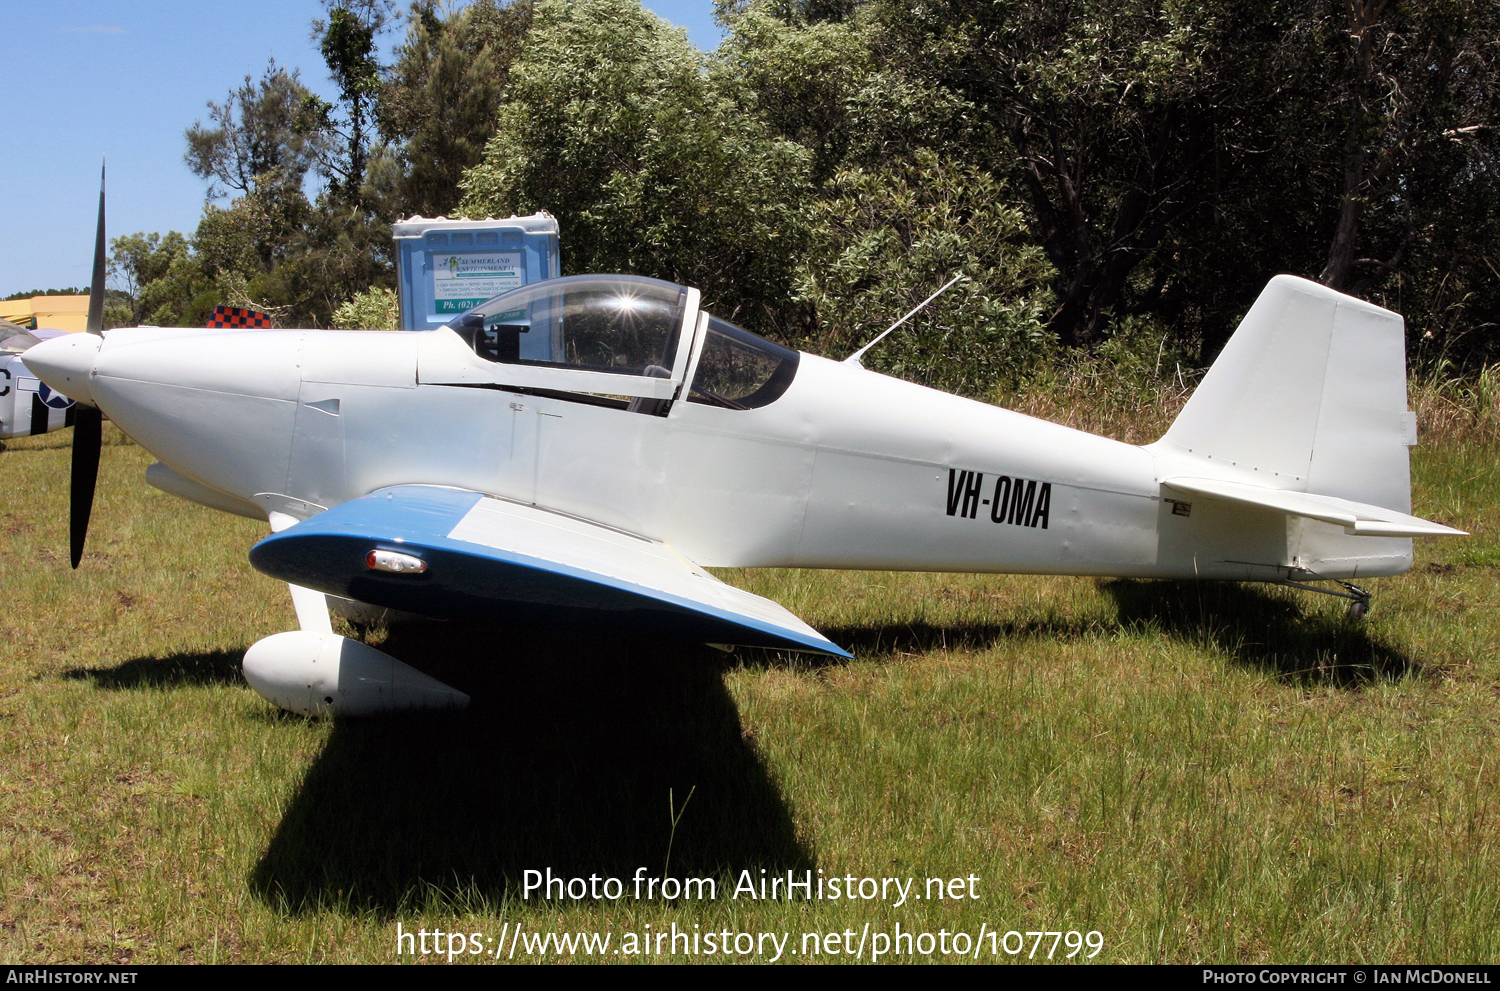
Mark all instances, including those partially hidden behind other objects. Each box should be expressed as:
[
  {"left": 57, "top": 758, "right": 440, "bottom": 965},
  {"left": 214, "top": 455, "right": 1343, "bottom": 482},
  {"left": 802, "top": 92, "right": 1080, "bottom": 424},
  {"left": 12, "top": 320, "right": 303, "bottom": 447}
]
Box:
[{"left": 1339, "top": 582, "right": 1372, "bottom": 620}]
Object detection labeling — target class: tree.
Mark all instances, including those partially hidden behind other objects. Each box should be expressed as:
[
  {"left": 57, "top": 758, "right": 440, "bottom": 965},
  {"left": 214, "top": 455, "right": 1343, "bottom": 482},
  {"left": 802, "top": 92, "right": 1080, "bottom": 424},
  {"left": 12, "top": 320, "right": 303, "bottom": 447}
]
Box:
[
  {"left": 724, "top": 0, "right": 1498, "bottom": 363},
  {"left": 1267, "top": 0, "right": 1500, "bottom": 364},
  {"left": 459, "top": 0, "right": 814, "bottom": 335},
  {"left": 795, "top": 150, "right": 1055, "bottom": 394},
  {"left": 184, "top": 60, "right": 322, "bottom": 276},
  {"left": 122, "top": 2, "right": 465, "bottom": 329},
  {"left": 1296, "top": 0, "right": 1496, "bottom": 293},
  {"left": 278, "top": 199, "right": 397, "bottom": 326},
  {"left": 185, "top": 60, "right": 319, "bottom": 201},
  {"left": 107, "top": 231, "right": 217, "bottom": 327},
  {"left": 378, "top": 0, "right": 534, "bottom": 217},
  {"left": 116, "top": 0, "right": 1500, "bottom": 359},
  {"left": 331, "top": 285, "right": 400, "bottom": 328},
  {"left": 887, "top": 0, "right": 1286, "bottom": 350},
  {"left": 109, "top": 232, "right": 192, "bottom": 324},
  {"left": 713, "top": 1, "right": 979, "bottom": 181},
  {"left": 1122, "top": 0, "right": 1500, "bottom": 360},
  {"left": 301, "top": 0, "right": 396, "bottom": 208},
  {"left": 712, "top": 3, "right": 876, "bottom": 184}
]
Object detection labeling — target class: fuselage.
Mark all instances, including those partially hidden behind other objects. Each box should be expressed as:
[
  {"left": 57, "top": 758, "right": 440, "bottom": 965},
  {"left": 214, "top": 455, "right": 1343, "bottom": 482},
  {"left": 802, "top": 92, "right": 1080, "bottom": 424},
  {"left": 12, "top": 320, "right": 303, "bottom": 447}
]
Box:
[
  {"left": 37, "top": 319, "right": 1404, "bottom": 584},
  {"left": 1, "top": 351, "right": 77, "bottom": 439}
]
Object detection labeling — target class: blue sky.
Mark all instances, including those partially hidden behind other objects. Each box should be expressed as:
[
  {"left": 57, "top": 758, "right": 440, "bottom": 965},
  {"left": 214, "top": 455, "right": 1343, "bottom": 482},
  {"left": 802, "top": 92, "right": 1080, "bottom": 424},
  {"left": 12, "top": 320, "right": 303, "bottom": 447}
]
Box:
[{"left": 0, "top": 1, "right": 722, "bottom": 299}]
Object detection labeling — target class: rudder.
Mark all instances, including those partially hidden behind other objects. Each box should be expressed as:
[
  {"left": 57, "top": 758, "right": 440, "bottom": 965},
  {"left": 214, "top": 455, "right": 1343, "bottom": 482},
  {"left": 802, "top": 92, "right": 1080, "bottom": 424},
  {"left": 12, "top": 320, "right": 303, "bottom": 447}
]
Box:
[{"left": 1159, "top": 275, "right": 1416, "bottom": 513}]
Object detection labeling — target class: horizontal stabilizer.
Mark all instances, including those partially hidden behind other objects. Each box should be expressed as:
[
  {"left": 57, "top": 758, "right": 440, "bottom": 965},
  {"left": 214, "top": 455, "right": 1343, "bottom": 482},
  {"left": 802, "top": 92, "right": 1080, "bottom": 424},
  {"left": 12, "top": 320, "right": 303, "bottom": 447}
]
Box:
[
  {"left": 1162, "top": 476, "right": 1466, "bottom": 538},
  {"left": 249, "top": 485, "right": 850, "bottom": 657}
]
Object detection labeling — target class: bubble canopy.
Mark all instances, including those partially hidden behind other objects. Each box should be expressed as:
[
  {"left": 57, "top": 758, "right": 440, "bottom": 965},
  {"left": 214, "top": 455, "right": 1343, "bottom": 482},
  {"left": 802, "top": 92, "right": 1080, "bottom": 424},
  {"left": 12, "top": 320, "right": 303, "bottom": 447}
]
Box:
[
  {"left": 447, "top": 275, "right": 688, "bottom": 376},
  {"left": 445, "top": 274, "right": 800, "bottom": 412}
]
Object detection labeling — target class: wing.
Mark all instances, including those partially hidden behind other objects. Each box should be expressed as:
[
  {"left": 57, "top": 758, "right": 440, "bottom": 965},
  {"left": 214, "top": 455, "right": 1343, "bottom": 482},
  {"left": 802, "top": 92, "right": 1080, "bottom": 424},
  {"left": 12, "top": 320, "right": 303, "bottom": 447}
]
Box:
[
  {"left": 249, "top": 485, "right": 850, "bottom": 657},
  {"left": 1162, "top": 476, "right": 1466, "bottom": 537}
]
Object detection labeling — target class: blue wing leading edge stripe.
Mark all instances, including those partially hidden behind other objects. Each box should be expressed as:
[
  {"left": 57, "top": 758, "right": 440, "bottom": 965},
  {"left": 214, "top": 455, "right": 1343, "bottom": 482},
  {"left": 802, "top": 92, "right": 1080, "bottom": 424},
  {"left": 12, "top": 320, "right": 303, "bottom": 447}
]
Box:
[{"left": 249, "top": 486, "right": 850, "bottom": 657}]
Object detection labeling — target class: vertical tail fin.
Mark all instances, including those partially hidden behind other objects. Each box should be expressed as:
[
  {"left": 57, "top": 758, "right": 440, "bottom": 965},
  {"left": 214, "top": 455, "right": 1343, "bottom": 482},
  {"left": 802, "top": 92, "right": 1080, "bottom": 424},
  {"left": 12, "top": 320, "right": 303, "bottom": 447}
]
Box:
[{"left": 1159, "top": 274, "right": 1416, "bottom": 512}]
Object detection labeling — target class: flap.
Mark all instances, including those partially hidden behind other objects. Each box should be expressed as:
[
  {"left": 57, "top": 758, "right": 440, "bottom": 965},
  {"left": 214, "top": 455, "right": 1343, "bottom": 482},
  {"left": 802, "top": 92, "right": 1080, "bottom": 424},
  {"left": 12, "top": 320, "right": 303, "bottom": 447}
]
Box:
[
  {"left": 249, "top": 485, "right": 850, "bottom": 657},
  {"left": 1162, "top": 476, "right": 1466, "bottom": 537}
]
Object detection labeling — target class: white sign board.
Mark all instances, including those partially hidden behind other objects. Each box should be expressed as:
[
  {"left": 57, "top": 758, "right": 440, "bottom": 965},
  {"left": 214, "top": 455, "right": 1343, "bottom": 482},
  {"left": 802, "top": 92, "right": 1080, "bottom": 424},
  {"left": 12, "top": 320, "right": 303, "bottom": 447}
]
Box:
[{"left": 432, "top": 252, "right": 524, "bottom": 315}]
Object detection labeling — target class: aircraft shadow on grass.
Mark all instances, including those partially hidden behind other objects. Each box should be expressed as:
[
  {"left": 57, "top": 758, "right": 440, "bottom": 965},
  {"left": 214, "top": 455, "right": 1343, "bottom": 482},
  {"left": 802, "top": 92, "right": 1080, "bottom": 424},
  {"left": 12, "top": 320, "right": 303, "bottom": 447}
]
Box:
[
  {"left": 745, "top": 615, "right": 1099, "bottom": 670},
  {"left": 68, "top": 581, "right": 1412, "bottom": 914},
  {"left": 740, "top": 580, "right": 1418, "bottom": 688},
  {"left": 64, "top": 649, "right": 244, "bottom": 689},
  {"left": 1099, "top": 579, "right": 1420, "bottom": 686},
  {"left": 248, "top": 623, "right": 812, "bottom": 915}
]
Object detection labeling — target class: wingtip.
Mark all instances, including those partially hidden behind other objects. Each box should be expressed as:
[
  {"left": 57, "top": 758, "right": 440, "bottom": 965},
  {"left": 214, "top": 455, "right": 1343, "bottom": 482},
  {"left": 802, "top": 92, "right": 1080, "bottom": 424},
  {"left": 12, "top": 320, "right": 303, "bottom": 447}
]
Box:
[{"left": 808, "top": 639, "right": 853, "bottom": 660}]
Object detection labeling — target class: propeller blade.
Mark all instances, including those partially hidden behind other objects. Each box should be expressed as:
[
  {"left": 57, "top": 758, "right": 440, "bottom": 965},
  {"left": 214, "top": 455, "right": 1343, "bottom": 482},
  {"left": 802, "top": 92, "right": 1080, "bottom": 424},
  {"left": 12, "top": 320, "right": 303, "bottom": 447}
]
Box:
[
  {"left": 72, "top": 161, "right": 107, "bottom": 567},
  {"left": 70, "top": 406, "right": 102, "bottom": 569},
  {"left": 86, "top": 162, "right": 106, "bottom": 336}
]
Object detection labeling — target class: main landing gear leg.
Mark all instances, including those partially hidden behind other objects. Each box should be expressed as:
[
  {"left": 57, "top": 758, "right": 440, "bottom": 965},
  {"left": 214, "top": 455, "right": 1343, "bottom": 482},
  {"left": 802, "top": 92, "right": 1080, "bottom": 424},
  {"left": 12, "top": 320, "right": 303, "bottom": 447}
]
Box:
[{"left": 1278, "top": 579, "right": 1372, "bottom": 620}]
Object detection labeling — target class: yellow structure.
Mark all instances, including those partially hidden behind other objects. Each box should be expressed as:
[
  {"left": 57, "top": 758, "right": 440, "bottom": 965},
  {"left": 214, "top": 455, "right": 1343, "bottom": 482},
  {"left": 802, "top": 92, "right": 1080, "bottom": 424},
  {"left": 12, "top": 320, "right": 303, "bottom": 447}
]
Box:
[{"left": 0, "top": 295, "right": 88, "bottom": 333}]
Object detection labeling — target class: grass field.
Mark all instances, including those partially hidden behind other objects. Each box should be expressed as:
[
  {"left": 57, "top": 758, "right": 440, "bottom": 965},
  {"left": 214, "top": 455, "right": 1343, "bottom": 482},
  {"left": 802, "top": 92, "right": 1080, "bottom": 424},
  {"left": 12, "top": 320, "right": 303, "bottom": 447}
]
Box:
[{"left": 1, "top": 380, "right": 1498, "bottom": 964}]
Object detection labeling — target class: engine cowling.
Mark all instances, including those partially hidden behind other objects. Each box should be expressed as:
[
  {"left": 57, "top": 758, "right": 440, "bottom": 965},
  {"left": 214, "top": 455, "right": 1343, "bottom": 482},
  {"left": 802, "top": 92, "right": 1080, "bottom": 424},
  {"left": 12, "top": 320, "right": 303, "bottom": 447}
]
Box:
[{"left": 242, "top": 631, "right": 469, "bottom": 717}]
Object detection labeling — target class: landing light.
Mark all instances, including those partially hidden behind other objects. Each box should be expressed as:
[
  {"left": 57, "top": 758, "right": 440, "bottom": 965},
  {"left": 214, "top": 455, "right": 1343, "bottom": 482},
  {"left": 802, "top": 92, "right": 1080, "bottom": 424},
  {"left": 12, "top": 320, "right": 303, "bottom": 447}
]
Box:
[{"left": 366, "top": 548, "right": 427, "bottom": 574}]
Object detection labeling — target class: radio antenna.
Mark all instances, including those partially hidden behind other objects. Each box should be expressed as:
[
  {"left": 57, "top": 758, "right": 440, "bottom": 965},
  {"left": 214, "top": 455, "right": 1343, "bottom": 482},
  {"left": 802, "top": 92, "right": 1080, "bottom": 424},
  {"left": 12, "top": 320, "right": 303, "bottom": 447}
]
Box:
[{"left": 844, "top": 273, "right": 967, "bottom": 367}]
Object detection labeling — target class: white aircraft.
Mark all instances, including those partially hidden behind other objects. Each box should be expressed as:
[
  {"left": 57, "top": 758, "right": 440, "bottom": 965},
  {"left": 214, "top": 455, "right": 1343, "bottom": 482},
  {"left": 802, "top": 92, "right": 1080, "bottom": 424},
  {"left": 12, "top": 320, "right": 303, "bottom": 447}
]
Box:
[
  {"left": 1, "top": 322, "right": 78, "bottom": 441},
  {"left": 26, "top": 174, "right": 1465, "bottom": 718}
]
